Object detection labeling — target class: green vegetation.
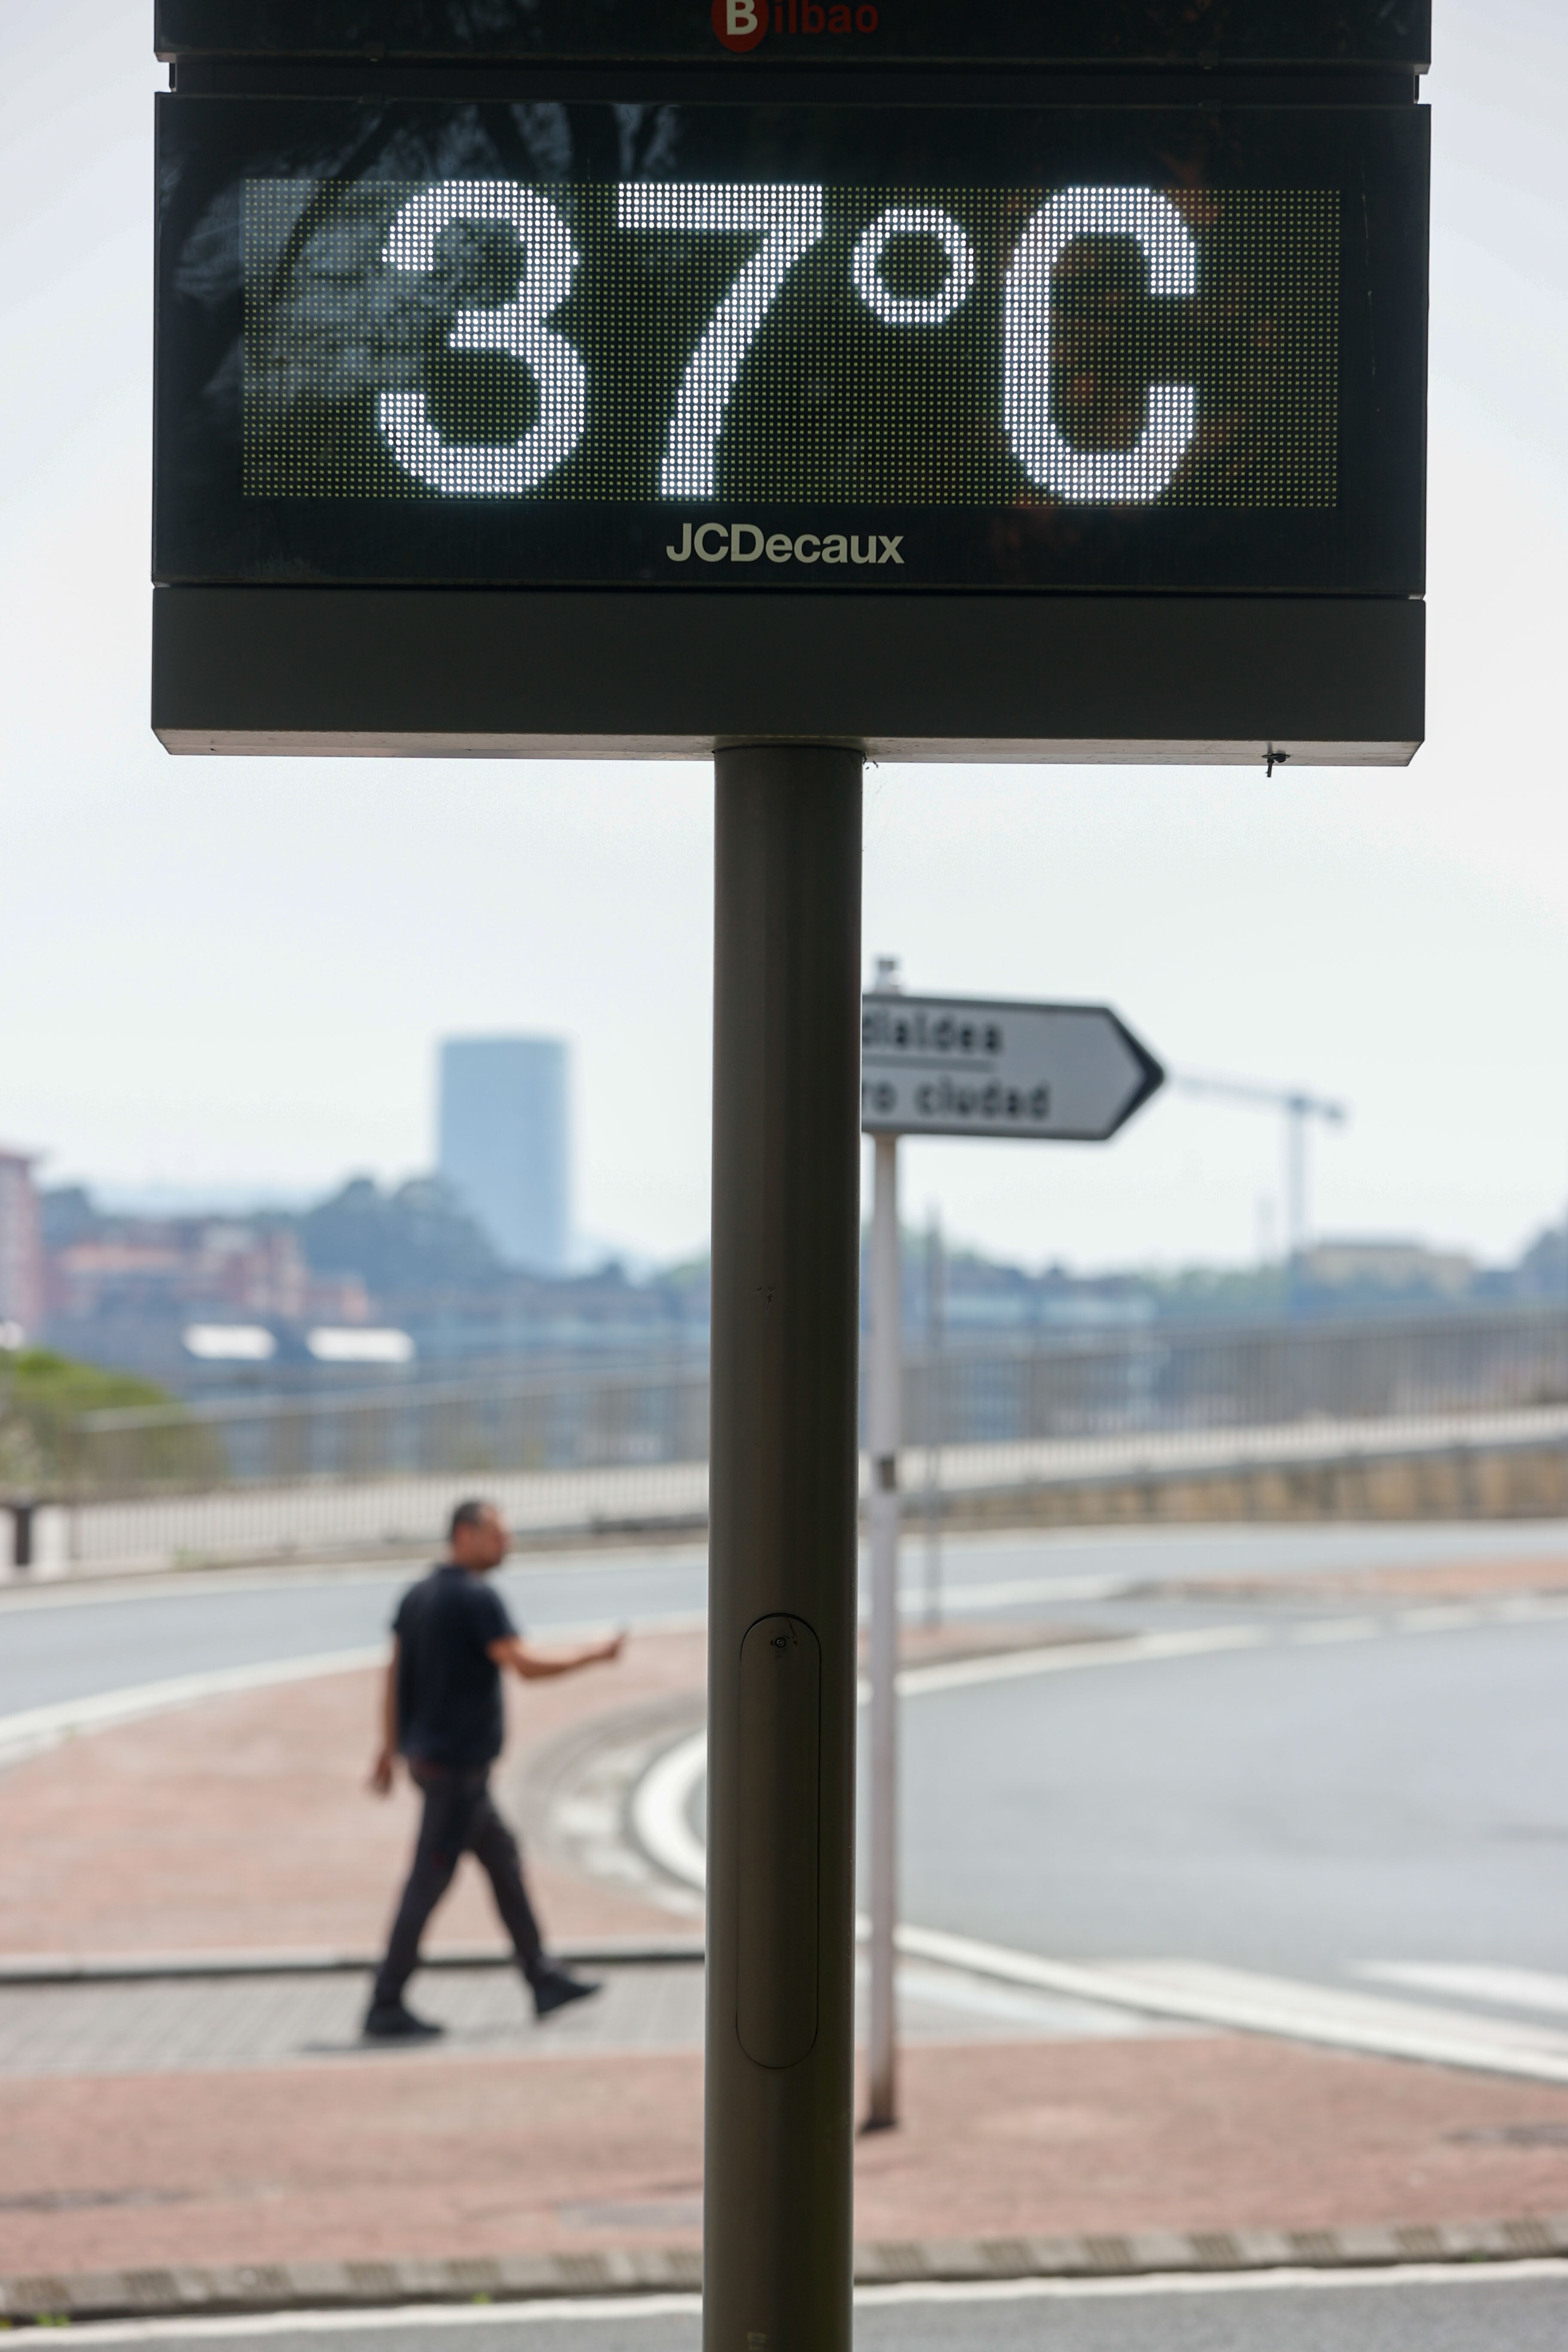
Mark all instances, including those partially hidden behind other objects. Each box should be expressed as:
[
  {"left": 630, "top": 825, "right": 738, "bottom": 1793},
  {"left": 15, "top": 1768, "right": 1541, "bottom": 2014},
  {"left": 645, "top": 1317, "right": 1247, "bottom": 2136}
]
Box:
[
  {"left": 0, "top": 1349, "right": 210, "bottom": 1496},
  {"left": 3, "top": 1347, "right": 173, "bottom": 1417}
]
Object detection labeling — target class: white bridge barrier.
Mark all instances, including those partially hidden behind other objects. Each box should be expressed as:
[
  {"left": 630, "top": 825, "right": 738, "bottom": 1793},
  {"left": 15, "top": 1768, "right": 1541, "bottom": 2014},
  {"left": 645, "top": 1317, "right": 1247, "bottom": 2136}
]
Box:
[
  {"left": 7, "top": 1313, "right": 1567, "bottom": 1579},
  {"left": 16, "top": 1401, "right": 1568, "bottom": 1581},
  {"left": 53, "top": 1457, "right": 710, "bottom": 1577}
]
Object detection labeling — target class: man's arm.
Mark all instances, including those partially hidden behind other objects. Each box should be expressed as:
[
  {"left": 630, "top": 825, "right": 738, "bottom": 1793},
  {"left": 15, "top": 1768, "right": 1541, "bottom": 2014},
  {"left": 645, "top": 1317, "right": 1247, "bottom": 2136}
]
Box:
[
  {"left": 488, "top": 1631, "right": 625, "bottom": 1681},
  {"left": 369, "top": 1638, "right": 400, "bottom": 1794}
]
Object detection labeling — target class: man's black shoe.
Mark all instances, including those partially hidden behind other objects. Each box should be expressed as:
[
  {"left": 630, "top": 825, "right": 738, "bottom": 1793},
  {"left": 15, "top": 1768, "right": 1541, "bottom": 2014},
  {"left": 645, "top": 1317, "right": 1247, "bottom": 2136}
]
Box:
[
  {"left": 533, "top": 1967, "right": 601, "bottom": 2019},
  {"left": 362, "top": 2000, "right": 444, "bottom": 2042}
]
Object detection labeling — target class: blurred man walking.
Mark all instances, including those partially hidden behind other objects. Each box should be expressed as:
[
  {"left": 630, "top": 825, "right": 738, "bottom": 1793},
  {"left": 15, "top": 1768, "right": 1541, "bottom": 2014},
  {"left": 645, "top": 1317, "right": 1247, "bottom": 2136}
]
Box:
[{"left": 366, "top": 1497, "right": 623, "bottom": 2040}]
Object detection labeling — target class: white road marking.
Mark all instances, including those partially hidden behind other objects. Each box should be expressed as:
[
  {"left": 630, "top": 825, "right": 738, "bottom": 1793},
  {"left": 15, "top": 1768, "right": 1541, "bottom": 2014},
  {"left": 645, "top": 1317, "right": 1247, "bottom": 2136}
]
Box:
[
  {"left": 891, "top": 1570, "right": 1133, "bottom": 1613},
  {"left": 1393, "top": 1603, "right": 1490, "bottom": 1632},
  {"left": 857, "top": 2260, "right": 1568, "bottom": 2304},
  {"left": 894, "top": 1933, "right": 1568, "bottom": 2086},
  {"left": 879, "top": 1957, "right": 1195, "bottom": 2039},
  {"left": 1358, "top": 1962, "right": 1568, "bottom": 2016},
  {"left": 0, "top": 1606, "right": 710, "bottom": 1772},
  {"left": 629, "top": 1728, "right": 708, "bottom": 1891},
  {"left": 37, "top": 2260, "right": 1568, "bottom": 2341},
  {"left": 897, "top": 1623, "right": 1269, "bottom": 1697},
  {"left": 1290, "top": 1616, "right": 1384, "bottom": 1643}
]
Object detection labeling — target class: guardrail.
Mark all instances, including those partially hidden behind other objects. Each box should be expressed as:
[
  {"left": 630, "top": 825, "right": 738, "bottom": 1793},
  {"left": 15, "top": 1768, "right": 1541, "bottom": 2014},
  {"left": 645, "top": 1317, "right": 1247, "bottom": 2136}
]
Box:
[
  {"left": 904, "top": 1308, "right": 1568, "bottom": 1451},
  {"left": 6, "top": 1308, "right": 1565, "bottom": 1576}
]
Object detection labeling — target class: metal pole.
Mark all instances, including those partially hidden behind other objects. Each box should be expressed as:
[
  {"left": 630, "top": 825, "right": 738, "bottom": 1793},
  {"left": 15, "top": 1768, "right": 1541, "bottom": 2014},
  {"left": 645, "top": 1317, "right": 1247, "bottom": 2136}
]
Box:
[
  {"left": 705, "top": 743, "right": 864, "bottom": 2352},
  {"left": 923, "top": 1209, "right": 944, "bottom": 1631},
  {"left": 1288, "top": 1099, "right": 1308, "bottom": 1259},
  {"left": 1286, "top": 1098, "right": 1307, "bottom": 1316},
  {"left": 1560, "top": 1166, "right": 1568, "bottom": 1517},
  {"left": 867, "top": 1129, "right": 901, "bottom": 2129}
]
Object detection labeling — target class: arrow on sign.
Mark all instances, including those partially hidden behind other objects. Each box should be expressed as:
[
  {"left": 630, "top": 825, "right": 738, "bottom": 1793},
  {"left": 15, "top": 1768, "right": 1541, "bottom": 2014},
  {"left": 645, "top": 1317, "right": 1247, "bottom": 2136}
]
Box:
[{"left": 861, "top": 994, "right": 1164, "bottom": 1142}]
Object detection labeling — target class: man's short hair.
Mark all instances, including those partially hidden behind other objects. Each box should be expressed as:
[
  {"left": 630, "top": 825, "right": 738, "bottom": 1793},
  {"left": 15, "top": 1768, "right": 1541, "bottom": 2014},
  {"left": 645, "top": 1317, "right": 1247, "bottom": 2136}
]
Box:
[{"left": 449, "top": 1498, "right": 496, "bottom": 1539}]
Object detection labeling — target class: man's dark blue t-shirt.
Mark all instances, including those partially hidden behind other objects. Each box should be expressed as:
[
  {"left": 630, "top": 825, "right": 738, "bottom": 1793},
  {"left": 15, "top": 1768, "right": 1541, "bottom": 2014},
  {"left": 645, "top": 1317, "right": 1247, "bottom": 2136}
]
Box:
[{"left": 393, "top": 1563, "right": 518, "bottom": 1768}]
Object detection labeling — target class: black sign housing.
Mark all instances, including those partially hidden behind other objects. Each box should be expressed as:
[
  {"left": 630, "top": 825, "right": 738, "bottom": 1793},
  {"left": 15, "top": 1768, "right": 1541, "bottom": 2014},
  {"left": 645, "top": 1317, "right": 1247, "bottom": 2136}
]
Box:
[
  {"left": 150, "top": 2, "right": 1430, "bottom": 761},
  {"left": 155, "top": 2, "right": 1431, "bottom": 71}
]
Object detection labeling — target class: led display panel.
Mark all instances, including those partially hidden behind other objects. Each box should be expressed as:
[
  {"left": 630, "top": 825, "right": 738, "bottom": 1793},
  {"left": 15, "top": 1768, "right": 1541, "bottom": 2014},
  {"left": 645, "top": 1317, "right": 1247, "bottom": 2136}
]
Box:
[{"left": 154, "top": 97, "right": 1427, "bottom": 591}]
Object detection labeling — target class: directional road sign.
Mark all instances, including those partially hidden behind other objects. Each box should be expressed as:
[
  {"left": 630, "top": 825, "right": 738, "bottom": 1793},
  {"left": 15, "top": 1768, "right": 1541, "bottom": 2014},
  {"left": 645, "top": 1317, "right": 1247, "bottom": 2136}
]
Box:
[{"left": 861, "top": 994, "right": 1164, "bottom": 1142}]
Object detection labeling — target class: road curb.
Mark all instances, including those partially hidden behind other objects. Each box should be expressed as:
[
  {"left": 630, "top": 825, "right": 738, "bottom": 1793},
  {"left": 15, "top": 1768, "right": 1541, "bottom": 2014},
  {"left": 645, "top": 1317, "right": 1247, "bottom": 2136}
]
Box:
[
  {"left": 4, "top": 2218, "right": 1567, "bottom": 2323},
  {"left": 0, "top": 1941, "right": 704, "bottom": 1988}
]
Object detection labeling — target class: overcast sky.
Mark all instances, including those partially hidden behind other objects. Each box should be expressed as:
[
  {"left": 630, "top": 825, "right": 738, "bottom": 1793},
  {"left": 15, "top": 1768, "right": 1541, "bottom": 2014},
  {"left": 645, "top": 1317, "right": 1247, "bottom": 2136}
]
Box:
[{"left": 1, "top": 3, "right": 1564, "bottom": 1273}]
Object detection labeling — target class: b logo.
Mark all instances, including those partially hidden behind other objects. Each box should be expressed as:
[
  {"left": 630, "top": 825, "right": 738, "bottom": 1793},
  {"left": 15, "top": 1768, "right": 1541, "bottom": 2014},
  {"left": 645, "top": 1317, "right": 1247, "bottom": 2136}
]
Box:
[{"left": 712, "top": 0, "right": 768, "bottom": 49}]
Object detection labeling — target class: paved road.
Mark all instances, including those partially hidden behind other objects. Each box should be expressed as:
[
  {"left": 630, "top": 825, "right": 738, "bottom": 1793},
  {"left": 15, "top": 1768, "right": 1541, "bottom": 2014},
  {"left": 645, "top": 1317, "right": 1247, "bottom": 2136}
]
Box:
[
  {"left": 0, "top": 1551, "right": 710, "bottom": 1719},
  {"left": 44, "top": 2269, "right": 1568, "bottom": 2352},
  {"left": 895, "top": 1607, "right": 1568, "bottom": 1988},
  {"left": 5, "top": 1520, "right": 1568, "bottom": 1719}
]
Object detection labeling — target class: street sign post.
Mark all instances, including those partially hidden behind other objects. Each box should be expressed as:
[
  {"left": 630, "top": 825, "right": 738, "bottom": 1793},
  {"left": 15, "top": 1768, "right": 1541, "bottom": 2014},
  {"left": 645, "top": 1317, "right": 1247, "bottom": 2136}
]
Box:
[
  {"left": 860, "top": 982, "right": 1164, "bottom": 2128},
  {"left": 148, "top": 8, "right": 1428, "bottom": 2345},
  {"left": 863, "top": 994, "right": 1165, "bottom": 1143}
]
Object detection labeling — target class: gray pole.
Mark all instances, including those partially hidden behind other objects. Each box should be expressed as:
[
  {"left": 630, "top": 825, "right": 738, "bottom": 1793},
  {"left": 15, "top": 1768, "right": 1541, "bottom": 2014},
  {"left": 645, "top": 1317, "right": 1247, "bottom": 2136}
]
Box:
[
  {"left": 866, "top": 1128, "right": 901, "bottom": 2130},
  {"left": 705, "top": 743, "right": 864, "bottom": 2352},
  {"left": 924, "top": 1209, "right": 944, "bottom": 1630},
  {"left": 1286, "top": 1096, "right": 1308, "bottom": 1317}
]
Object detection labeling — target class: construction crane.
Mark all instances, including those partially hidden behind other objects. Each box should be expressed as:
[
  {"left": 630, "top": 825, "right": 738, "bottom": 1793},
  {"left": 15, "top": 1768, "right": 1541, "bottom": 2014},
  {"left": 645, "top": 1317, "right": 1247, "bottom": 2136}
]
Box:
[{"left": 1174, "top": 1074, "right": 1349, "bottom": 1276}]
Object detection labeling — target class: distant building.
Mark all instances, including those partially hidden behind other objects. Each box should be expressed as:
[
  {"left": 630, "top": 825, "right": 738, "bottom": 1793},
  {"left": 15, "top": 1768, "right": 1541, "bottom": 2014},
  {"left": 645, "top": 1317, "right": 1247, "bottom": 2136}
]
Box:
[
  {"left": 47, "top": 1221, "right": 355, "bottom": 1327},
  {"left": 0, "top": 1150, "right": 44, "bottom": 1340},
  {"left": 438, "top": 1037, "right": 570, "bottom": 1273},
  {"left": 41, "top": 1197, "right": 371, "bottom": 1382},
  {"left": 1300, "top": 1238, "right": 1478, "bottom": 1300}
]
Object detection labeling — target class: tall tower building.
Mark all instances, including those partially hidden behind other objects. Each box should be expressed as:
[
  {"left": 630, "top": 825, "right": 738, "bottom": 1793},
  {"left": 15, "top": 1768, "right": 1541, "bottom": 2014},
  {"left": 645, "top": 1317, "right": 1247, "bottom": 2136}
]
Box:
[{"left": 438, "top": 1037, "right": 570, "bottom": 1273}]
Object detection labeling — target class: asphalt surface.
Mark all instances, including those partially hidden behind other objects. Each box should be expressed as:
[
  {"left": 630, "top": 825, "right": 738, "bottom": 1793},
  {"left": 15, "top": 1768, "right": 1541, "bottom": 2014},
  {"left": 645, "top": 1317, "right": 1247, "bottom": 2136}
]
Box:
[
  {"left": 896, "top": 1606, "right": 1568, "bottom": 1986},
  {"left": 0, "top": 1551, "right": 710, "bottom": 1718},
  {"left": 5, "top": 1520, "right": 1568, "bottom": 1718},
  {"left": 40, "top": 2270, "right": 1568, "bottom": 2352}
]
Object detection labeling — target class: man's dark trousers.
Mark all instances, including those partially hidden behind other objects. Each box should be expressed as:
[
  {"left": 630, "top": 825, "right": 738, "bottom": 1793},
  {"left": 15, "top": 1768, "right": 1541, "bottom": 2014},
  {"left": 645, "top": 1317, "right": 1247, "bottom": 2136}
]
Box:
[{"left": 375, "top": 1761, "right": 544, "bottom": 2006}]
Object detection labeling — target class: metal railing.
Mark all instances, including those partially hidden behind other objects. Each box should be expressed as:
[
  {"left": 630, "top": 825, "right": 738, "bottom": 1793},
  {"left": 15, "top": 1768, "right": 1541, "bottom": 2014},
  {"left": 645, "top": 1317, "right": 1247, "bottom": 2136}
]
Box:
[
  {"left": 67, "top": 1360, "right": 710, "bottom": 1494},
  {"left": 902, "top": 1306, "right": 1568, "bottom": 1452},
  {"left": 17, "top": 1306, "right": 1568, "bottom": 1575}
]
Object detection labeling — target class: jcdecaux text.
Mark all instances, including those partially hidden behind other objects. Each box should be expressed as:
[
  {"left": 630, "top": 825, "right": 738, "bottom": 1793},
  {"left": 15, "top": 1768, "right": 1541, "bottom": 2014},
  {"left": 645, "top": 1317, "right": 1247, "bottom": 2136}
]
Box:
[{"left": 667, "top": 521, "right": 905, "bottom": 565}]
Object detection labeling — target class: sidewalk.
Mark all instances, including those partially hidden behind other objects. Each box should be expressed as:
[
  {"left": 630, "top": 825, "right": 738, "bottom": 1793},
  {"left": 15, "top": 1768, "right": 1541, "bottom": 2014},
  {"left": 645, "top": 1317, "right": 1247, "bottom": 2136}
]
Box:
[
  {"left": 6, "top": 2029, "right": 1568, "bottom": 2282},
  {"left": 3, "top": 1616, "right": 1568, "bottom": 2297},
  {"left": 0, "top": 1633, "right": 704, "bottom": 1960}
]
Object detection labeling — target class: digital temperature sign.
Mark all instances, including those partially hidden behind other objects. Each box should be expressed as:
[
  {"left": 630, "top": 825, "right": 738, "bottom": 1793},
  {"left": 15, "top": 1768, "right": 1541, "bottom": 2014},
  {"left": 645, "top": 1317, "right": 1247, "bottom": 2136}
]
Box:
[
  {"left": 245, "top": 179, "right": 1337, "bottom": 509},
  {"left": 150, "top": 3, "right": 1429, "bottom": 760},
  {"left": 154, "top": 99, "right": 1424, "bottom": 593}
]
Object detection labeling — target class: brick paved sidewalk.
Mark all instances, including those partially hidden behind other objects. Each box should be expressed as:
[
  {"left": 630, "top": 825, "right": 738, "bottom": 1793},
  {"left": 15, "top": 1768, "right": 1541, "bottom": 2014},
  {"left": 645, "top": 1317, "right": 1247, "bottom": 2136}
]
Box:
[
  {"left": 5, "top": 2033, "right": 1568, "bottom": 2279},
  {"left": 0, "top": 1632, "right": 704, "bottom": 1960},
  {"left": 1162, "top": 1553, "right": 1568, "bottom": 1605}
]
